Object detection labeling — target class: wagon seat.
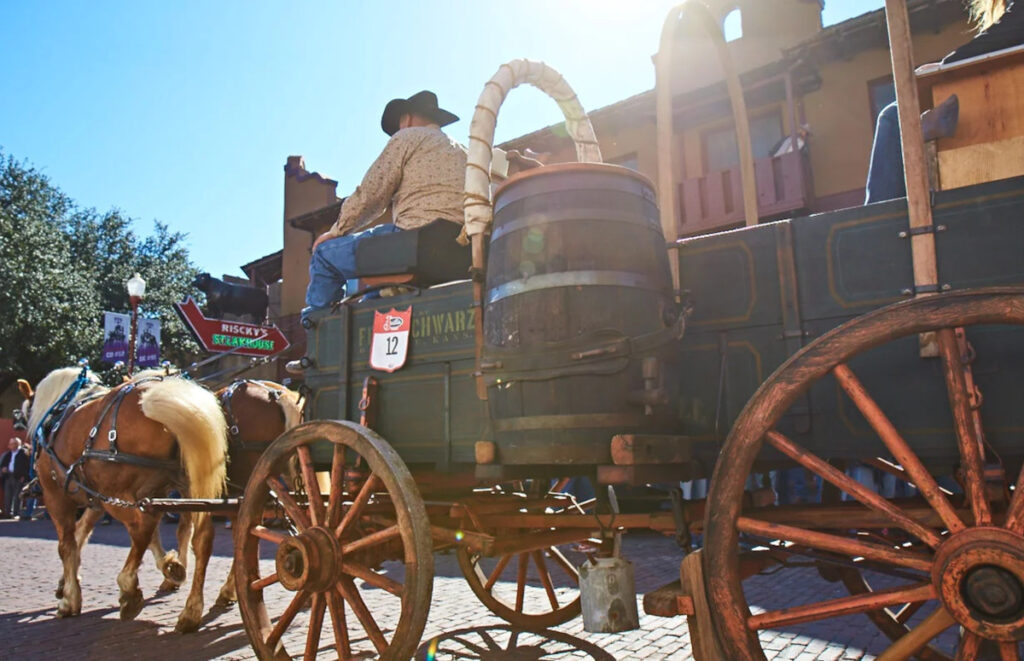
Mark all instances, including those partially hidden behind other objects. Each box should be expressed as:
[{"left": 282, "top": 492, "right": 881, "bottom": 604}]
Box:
[{"left": 351, "top": 219, "right": 471, "bottom": 293}]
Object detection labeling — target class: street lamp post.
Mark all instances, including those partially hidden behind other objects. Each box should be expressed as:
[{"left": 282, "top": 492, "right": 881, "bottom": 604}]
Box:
[{"left": 126, "top": 273, "right": 147, "bottom": 373}]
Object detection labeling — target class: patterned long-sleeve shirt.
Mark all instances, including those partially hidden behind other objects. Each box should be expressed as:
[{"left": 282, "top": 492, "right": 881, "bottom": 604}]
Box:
[{"left": 328, "top": 126, "right": 468, "bottom": 237}]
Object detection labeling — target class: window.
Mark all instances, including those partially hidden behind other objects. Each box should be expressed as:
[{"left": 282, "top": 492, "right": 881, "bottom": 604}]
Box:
[
  {"left": 722, "top": 8, "right": 742, "bottom": 42},
  {"left": 868, "top": 77, "right": 896, "bottom": 133},
  {"left": 702, "top": 111, "right": 784, "bottom": 174},
  {"left": 610, "top": 153, "right": 639, "bottom": 171}
]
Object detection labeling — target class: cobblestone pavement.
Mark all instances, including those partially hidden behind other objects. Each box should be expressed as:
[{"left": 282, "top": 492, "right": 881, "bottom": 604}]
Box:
[{"left": 0, "top": 518, "right": 962, "bottom": 660}]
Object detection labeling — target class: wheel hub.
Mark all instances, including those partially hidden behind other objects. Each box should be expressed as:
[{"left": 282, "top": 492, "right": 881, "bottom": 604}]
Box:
[
  {"left": 275, "top": 526, "right": 341, "bottom": 593},
  {"left": 933, "top": 527, "right": 1024, "bottom": 641}
]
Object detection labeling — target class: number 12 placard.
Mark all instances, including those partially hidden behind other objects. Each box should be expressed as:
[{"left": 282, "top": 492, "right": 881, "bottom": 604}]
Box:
[{"left": 369, "top": 307, "right": 412, "bottom": 372}]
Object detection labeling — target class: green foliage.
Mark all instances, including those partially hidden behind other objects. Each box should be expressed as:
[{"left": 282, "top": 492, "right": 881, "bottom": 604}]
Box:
[{"left": 0, "top": 149, "right": 203, "bottom": 389}]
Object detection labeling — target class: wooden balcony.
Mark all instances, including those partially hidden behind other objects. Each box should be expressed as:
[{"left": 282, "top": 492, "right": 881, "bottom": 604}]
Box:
[{"left": 677, "top": 151, "right": 813, "bottom": 236}]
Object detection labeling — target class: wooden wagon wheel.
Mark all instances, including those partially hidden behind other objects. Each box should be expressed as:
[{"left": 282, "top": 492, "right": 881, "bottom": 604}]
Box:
[
  {"left": 456, "top": 480, "right": 593, "bottom": 629},
  {"left": 234, "top": 420, "right": 433, "bottom": 661},
  {"left": 703, "top": 287, "right": 1024, "bottom": 660}
]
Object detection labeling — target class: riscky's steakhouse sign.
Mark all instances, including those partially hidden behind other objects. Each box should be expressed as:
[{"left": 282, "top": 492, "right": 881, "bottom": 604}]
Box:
[{"left": 174, "top": 297, "right": 290, "bottom": 357}]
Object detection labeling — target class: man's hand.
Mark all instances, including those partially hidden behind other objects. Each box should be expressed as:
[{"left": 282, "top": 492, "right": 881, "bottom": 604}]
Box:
[{"left": 313, "top": 232, "right": 335, "bottom": 250}]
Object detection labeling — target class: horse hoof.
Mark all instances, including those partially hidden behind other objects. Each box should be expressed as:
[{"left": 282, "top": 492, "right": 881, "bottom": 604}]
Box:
[
  {"left": 56, "top": 601, "right": 78, "bottom": 618},
  {"left": 175, "top": 613, "right": 200, "bottom": 633},
  {"left": 214, "top": 594, "right": 236, "bottom": 609},
  {"left": 119, "top": 589, "right": 144, "bottom": 621},
  {"left": 164, "top": 559, "right": 186, "bottom": 584},
  {"left": 158, "top": 579, "right": 182, "bottom": 593}
]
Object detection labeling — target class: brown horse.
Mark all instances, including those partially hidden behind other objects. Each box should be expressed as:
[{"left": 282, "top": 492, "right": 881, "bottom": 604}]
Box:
[{"left": 19, "top": 367, "right": 228, "bottom": 632}]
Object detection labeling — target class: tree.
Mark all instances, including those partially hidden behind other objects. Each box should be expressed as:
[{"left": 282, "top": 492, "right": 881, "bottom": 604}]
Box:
[
  {"left": 0, "top": 150, "right": 203, "bottom": 391},
  {"left": 0, "top": 152, "right": 99, "bottom": 392}
]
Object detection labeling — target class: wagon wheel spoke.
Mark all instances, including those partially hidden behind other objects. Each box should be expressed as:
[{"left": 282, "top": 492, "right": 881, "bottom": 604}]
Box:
[
  {"left": 999, "top": 642, "right": 1022, "bottom": 661},
  {"left": 336, "top": 577, "right": 388, "bottom": 654},
  {"left": 250, "top": 572, "right": 279, "bottom": 591},
  {"left": 747, "top": 583, "right": 935, "bottom": 630},
  {"left": 954, "top": 632, "right": 981, "bottom": 661},
  {"left": 304, "top": 592, "right": 326, "bottom": 661},
  {"left": 341, "top": 560, "right": 403, "bottom": 597},
  {"left": 341, "top": 524, "right": 401, "bottom": 556},
  {"left": 296, "top": 445, "right": 325, "bottom": 526},
  {"left": 875, "top": 607, "right": 956, "bottom": 661},
  {"left": 834, "top": 363, "right": 966, "bottom": 532},
  {"left": 251, "top": 525, "right": 287, "bottom": 545},
  {"left": 936, "top": 329, "right": 991, "bottom": 526},
  {"left": 764, "top": 430, "right": 943, "bottom": 547},
  {"left": 266, "top": 589, "right": 311, "bottom": 651},
  {"left": 335, "top": 473, "right": 381, "bottom": 539},
  {"left": 515, "top": 552, "right": 528, "bottom": 613},
  {"left": 546, "top": 545, "right": 581, "bottom": 584},
  {"left": 326, "top": 443, "right": 346, "bottom": 529},
  {"left": 532, "top": 550, "right": 560, "bottom": 610},
  {"left": 326, "top": 590, "right": 351, "bottom": 660},
  {"left": 895, "top": 599, "right": 926, "bottom": 625},
  {"left": 737, "top": 517, "right": 932, "bottom": 572},
  {"left": 485, "top": 554, "right": 513, "bottom": 591},
  {"left": 267, "top": 476, "right": 311, "bottom": 530}
]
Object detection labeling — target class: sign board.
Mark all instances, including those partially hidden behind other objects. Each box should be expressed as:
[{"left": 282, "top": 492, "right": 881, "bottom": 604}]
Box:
[
  {"left": 369, "top": 307, "right": 412, "bottom": 372},
  {"left": 101, "top": 312, "right": 131, "bottom": 364},
  {"left": 174, "top": 296, "right": 290, "bottom": 357},
  {"left": 136, "top": 318, "right": 161, "bottom": 368}
]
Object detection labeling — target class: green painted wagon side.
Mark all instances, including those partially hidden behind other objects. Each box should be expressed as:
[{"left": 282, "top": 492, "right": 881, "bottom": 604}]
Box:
[
  {"left": 676, "top": 175, "right": 1024, "bottom": 469},
  {"left": 304, "top": 281, "right": 483, "bottom": 472}
]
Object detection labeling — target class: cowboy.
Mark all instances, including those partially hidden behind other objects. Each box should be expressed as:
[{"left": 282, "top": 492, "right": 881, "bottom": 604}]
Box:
[{"left": 301, "top": 90, "right": 467, "bottom": 323}]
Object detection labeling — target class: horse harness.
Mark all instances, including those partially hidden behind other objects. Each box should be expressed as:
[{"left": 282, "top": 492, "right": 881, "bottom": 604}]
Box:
[
  {"left": 220, "top": 379, "right": 284, "bottom": 452},
  {"left": 36, "top": 372, "right": 182, "bottom": 509}
]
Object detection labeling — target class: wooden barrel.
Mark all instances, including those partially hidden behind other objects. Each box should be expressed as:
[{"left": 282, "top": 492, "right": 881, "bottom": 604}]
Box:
[{"left": 482, "top": 163, "right": 680, "bottom": 466}]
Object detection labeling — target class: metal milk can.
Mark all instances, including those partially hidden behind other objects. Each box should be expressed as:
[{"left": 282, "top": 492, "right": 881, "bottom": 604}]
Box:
[{"left": 579, "top": 556, "right": 640, "bottom": 633}]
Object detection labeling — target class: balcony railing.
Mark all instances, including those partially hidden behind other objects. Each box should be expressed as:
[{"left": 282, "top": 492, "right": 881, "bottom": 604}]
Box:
[{"left": 678, "top": 150, "right": 813, "bottom": 236}]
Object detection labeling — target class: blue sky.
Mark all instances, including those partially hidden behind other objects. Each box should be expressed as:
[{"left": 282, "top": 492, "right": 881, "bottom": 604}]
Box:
[{"left": 2, "top": 1, "right": 885, "bottom": 278}]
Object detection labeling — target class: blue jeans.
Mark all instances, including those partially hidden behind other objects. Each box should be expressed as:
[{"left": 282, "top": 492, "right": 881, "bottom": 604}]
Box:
[
  {"left": 864, "top": 102, "right": 906, "bottom": 204},
  {"left": 303, "top": 223, "right": 399, "bottom": 320}
]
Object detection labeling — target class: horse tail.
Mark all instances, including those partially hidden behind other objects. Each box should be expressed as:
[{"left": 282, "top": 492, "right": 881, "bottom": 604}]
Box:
[
  {"left": 139, "top": 379, "right": 228, "bottom": 500},
  {"left": 277, "top": 388, "right": 304, "bottom": 431}
]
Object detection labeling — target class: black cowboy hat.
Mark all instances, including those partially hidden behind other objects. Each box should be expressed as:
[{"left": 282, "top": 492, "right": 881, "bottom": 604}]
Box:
[{"left": 380, "top": 90, "right": 459, "bottom": 136}]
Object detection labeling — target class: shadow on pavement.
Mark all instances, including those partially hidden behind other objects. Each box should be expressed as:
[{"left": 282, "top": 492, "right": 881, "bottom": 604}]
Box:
[
  {"left": 2, "top": 600, "right": 252, "bottom": 660},
  {"left": 415, "top": 625, "right": 616, "bottom": 660}
]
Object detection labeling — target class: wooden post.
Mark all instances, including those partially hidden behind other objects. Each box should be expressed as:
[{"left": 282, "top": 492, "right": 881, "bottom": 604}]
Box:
[
  {"left": 885, "top": 0, "right": 941, "bottom": 356},
  {"left": 884, "top": 1, "right": 939, "bottom": 288}
]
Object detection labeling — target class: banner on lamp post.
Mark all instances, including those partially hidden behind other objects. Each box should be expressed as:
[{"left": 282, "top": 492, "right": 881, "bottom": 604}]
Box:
[
  {"left": 101, "top": 312, "right": 131, "bottom": 364},
  {"left": 136, "top": 318, "right": 161, "bottom": 368}
]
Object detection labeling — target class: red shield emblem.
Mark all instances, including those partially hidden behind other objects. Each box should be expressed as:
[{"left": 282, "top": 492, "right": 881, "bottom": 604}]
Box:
[{"left": 369, "top": 307, "right": 412, "bottom": 372}]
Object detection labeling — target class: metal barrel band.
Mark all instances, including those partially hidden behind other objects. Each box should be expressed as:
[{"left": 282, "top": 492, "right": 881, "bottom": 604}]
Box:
[
  {"left": 489, "top": 205, "right": 662, "bottom": 242},
  {"left": 486, "top": 270, "right": 669, "bottom": 306}
]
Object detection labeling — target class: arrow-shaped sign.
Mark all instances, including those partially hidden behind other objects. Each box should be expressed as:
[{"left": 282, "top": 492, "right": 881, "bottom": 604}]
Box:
[{"left": 174, "top": 296, "right": 291, "bottom": 358}]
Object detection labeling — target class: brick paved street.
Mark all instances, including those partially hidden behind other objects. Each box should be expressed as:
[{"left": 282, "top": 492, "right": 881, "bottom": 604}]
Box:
[{"left": 0, "top": 518, "right": 958, "bottom": 659}]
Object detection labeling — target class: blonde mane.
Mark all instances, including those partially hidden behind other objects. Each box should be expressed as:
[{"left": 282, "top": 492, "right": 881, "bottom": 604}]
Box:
[{"left": 26, "top": 367, "right": 107, "bottom": 440}]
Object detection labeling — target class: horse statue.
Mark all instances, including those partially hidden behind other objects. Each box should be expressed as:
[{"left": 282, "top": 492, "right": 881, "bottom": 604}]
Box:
[{"left": 18, "top": 365, "right": 228, "bottom": 632}]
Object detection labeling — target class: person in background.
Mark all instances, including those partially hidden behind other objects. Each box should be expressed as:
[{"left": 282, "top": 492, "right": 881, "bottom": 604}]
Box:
[
  {"left": 864, "top": 0, "right": 1019, "bottom": 203},
  {"left": 1, "top": 438, "right": 30, "bottom": 519}
]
